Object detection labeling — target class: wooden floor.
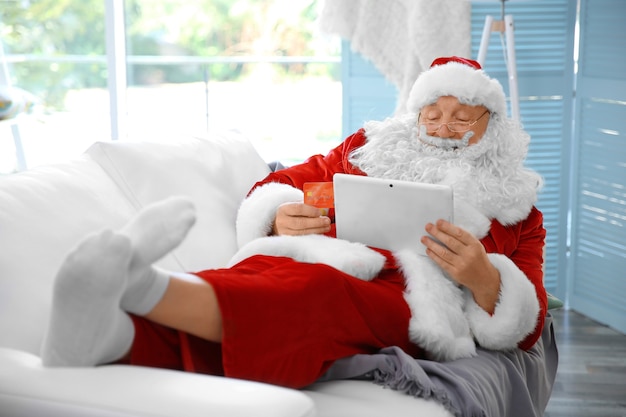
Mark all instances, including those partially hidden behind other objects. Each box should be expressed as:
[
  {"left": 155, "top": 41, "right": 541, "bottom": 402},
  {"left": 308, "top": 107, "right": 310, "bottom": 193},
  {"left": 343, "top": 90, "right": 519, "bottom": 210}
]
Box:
[{"left": 544, "top": 309, "right": 626, "bottom": 417}]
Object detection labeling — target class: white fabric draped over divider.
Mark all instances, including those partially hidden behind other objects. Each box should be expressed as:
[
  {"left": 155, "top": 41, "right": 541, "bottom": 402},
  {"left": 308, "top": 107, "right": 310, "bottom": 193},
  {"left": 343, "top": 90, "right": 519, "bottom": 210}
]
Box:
[{"left": 319, "top": 0, "right": 472, "bottom": 114}]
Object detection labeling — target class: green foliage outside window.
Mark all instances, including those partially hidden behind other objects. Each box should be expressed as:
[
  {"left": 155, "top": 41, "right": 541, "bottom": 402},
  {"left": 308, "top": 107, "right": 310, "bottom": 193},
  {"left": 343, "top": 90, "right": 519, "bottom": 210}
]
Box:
[{"left": 1, "top": 0, "right": 338, "bottom": 110}]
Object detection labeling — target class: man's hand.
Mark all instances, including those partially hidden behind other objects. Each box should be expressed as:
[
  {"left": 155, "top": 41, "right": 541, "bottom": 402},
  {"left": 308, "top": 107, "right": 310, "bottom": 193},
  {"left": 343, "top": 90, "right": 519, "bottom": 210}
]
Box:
[
  {"left": 273, "top": 202, "right": 331, "bottom": 236},
  {"left": 421, "top": 219, "right": 501, "bottom": 314}
]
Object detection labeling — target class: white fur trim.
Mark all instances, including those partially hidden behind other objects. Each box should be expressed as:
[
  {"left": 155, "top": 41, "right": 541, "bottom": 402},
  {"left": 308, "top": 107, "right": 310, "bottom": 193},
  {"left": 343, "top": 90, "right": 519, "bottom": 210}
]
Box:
[
  {"left": 464, "top": 253, "right": 540, "bottom": 350},
  {"left": 228, "top": 234, "right": 385, "bottom": 281},
  {"left": 236, "top": 182, "right": 303, "bottom": 248},
  {"left": 395, "top": 249, "right": 477, "bottom": 361},
  {"left": 407, "top": 61, "right": 507, "bottom": 117}
]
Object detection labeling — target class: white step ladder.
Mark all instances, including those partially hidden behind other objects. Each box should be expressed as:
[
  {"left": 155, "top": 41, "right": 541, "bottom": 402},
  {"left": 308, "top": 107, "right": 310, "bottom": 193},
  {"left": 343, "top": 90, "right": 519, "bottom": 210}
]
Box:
[{"left": 477, "top": 0, "right": 520, "bottom": 121}]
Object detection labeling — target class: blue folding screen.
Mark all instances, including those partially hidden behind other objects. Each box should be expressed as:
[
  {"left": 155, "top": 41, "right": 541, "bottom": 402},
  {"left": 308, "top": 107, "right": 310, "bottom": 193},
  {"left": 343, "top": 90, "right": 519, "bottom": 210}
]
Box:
[{"left": 567, "top": 0, "right": 626, "bottom": 333}]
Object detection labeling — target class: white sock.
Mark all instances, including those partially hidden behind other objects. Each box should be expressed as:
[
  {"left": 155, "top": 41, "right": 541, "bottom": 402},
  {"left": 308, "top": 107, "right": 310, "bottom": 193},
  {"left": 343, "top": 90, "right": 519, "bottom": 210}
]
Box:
[
  {"left": 41, "top": 230, "right": 135, "bottom": 367},
  {"left": 119, "top": 196, "right": 197, "bottom": 315},
  {"left": 41, "top": 197, "right": 197, "bottom": 366}
]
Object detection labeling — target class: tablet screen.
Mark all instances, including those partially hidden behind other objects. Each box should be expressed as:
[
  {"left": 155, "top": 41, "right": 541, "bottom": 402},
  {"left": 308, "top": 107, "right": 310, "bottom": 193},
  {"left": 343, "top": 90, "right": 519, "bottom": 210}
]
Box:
[{"left": 333, "top": 173, "right": 454, "bottom": 254}]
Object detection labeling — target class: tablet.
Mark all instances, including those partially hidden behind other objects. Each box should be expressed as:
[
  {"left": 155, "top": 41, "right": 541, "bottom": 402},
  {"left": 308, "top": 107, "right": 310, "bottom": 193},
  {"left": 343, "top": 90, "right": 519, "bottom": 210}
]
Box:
[{"left": 333, "top": 173, "right": 454, "bottom": 254}]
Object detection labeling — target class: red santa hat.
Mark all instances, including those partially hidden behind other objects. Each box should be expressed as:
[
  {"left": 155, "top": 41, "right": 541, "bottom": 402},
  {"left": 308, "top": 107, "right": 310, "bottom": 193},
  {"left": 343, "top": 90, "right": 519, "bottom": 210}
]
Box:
[{"left": 406, "top": 56, "right": 508, "bottom": 117}]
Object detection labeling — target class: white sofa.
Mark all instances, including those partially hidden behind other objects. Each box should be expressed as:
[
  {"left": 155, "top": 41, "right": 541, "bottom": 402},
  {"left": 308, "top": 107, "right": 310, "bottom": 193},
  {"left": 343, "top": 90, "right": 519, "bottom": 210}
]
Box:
[{"left": 0, "top": 133, "right": 455, "bottom": 417}]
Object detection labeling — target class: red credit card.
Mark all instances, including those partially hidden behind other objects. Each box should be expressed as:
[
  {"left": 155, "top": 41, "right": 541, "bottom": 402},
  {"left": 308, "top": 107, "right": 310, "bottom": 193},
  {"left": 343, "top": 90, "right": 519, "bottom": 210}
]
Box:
[{"left": 303, "top": 182, "right": 334, "bottom": 208}]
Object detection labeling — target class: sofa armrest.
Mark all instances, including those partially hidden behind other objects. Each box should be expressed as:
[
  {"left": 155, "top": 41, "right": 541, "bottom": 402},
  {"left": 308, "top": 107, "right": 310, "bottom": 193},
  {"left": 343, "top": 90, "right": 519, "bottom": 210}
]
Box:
[{"left": 0, "top": 348, "right": 315, "bottom": 417}]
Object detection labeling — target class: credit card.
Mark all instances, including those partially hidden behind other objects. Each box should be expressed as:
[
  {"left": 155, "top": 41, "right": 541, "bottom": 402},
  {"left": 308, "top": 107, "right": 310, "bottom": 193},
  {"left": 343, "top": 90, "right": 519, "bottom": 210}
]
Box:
[{"left": 303, "top": 182, "right": 334, "bottom": 212}]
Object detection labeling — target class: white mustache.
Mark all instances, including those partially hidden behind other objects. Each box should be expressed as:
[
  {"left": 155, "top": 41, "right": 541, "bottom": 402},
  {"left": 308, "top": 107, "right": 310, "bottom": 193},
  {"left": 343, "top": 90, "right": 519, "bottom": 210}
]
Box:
[{"left": 417, "top": 125, "right": 474, "bottom": 149}]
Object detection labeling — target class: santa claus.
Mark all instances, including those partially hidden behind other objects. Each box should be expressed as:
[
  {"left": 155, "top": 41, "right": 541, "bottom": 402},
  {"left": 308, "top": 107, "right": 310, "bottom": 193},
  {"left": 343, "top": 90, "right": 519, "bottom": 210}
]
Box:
[
  {"left": 42, "top": 56, "right": 548, "bottom": 389},
  {"left": 230, "top": 56, "right": 546, "bottom": 361}
]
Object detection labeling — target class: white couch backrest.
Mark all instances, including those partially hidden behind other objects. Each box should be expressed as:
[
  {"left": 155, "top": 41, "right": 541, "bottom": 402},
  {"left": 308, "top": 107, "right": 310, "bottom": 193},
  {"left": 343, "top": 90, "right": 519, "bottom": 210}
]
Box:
[{"left": 0, "top": 132, "right": 270, "bottom": 355}]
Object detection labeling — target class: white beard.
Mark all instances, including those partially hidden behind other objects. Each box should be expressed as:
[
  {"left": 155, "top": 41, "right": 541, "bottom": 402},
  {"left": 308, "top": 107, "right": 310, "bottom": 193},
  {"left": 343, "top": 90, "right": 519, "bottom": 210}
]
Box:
[{"left": 350, "top": 114, "right": 543, "bottom": 226}]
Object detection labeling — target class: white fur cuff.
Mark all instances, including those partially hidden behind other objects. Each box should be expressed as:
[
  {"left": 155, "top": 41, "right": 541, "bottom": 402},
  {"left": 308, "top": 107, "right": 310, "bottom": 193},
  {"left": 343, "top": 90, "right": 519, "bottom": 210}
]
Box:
[
  {"left": 236, "top": 182, "right": 303, "bottom": 248},
  {"left": 395, "top": 249, "right": 476, "bottom": 361},
  {"left": 228, "top": 234, "right": 385, "bottom": 281},
  {"left": 465, "top": 253, "right": 540, "bottom": 350}
]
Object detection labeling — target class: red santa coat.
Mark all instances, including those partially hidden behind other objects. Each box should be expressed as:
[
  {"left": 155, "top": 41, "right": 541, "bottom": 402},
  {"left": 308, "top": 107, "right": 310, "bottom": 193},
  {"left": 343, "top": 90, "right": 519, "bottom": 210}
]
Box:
[{"left": 125, "top": 130, "right": 547, "bottom": 389}]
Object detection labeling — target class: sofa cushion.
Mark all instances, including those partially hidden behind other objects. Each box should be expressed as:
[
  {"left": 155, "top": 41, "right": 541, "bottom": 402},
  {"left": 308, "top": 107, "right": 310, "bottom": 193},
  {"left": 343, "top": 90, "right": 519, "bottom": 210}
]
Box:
[{"left": 86, "top": 132, "right": 271, "bottom": 272}]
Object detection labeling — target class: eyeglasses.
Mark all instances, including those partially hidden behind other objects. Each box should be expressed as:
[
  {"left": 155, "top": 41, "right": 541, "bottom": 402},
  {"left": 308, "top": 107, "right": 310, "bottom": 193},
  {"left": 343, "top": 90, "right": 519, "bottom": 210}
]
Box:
[{"left": 418, "top": 110, "right": 490, "bottom": 133}]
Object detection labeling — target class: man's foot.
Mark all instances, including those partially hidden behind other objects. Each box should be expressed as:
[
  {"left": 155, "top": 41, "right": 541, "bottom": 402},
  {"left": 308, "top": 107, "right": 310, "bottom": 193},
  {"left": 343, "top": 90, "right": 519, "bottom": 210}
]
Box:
[
  {"left": 41, "top": 230, "right": 135, "bottom": 367},
  {"left": 120, "top": 196, "right": 197, "bottom": 314},
  {"left": 120, "top": 196, "right": 197, "bottom": 266}
]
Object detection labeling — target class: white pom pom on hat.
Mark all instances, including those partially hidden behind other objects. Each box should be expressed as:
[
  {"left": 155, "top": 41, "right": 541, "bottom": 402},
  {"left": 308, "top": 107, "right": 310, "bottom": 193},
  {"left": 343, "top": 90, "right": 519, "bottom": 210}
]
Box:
[{"left": 406, "top": 56, "right": 508, "bottom": 117}]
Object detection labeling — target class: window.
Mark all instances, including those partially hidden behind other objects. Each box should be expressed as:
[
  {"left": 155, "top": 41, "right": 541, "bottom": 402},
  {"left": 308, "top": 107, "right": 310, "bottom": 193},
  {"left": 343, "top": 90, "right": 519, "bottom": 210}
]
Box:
[
  {"left": 0, "top": 0, "right": 340, "bottom": 172},
  {"left": 1, "top": 0, "right": 110, "bottom": 171}
]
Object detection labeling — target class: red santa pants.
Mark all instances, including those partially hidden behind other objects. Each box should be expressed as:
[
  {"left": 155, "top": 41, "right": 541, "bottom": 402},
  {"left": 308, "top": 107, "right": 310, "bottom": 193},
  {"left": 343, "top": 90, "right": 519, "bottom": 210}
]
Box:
[{"left": 126, "top": 254, "right": 421, "bottom": 388}]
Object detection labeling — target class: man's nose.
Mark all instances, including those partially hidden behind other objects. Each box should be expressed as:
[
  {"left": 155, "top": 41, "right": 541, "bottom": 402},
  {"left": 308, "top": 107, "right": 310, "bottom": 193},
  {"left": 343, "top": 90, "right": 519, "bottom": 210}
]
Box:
[{"left": 436, "top": 123, "right": 455, "bottom": 138}]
